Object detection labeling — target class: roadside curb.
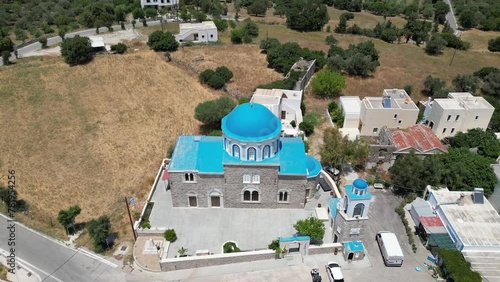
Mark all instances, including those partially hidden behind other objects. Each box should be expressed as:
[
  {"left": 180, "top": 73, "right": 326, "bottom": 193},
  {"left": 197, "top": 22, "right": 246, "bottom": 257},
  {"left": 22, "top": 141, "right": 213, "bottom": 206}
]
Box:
[{"left": 0, "top": 248, "right": 42, "bottom": 282}]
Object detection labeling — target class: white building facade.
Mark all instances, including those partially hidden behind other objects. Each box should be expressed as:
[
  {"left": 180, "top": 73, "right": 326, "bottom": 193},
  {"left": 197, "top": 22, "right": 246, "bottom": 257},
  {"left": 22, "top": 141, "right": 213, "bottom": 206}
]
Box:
[
  {"left": 251, "top": 89, "right": 303, "bottom": 137},
  {"left": 175, "top": 21, "right": 218, "bottom": 43},
  {"left": 424, "top": 92, "right": 495, "bottom": 139},
  {"left": 360, "top": 89, "right": 419, "bottom": 136},
  {"left": 141, "top": 0, "right": 178, "bottom": 9}
]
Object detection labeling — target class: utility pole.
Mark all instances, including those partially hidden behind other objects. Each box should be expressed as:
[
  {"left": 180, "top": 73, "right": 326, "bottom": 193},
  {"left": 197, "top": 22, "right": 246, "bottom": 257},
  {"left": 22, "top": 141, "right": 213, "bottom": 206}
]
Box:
[{"left": 125, "top": 197, "right": 137, "bottom": 241}]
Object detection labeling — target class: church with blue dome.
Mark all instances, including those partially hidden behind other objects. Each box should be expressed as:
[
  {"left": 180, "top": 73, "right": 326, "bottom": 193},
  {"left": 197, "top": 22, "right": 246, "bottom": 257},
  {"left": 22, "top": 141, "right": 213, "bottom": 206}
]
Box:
[{"left": 167, "top": 102, "right": 322, "bottom": 209}]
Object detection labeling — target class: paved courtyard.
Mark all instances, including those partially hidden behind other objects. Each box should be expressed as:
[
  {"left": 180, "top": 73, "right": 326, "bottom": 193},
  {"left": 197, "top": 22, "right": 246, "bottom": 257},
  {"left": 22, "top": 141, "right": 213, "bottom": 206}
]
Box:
[{"left": 148, "top": 180, "right": 334, "bottom": 258}]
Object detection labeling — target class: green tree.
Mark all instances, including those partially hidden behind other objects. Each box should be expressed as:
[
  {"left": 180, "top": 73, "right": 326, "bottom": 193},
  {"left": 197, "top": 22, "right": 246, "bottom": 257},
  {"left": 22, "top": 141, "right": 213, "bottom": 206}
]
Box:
[
  {"left": 425, "top": 34, "right": 447, "bottom": 55},
  {"left": 266, "top": 42, "right": 303, "bottom": 73},
  {"left": 448, "top": 129, "right": 500, "bottom": 161},
  {"left": 423, "top": 75, "right": 446, "bottom": 97},
  {"left": 458, "top": 10, "right": 477, "bottom": 29},
  {"left": 57, "top": 205, "right": 81, "bottom": 234},
  {"left": 299, "top": 120, "right": 315, "bottom": 135},
  {"left": 286, "top": 0, "right": 329, "bottom": 32},
  {"left": 345, "top": 138, "right": 369, "bottom": 169},
  {"left": 60, "top": 35, "right": 93, "bottom": 65},
  {"left": 438, "top": 249, "right": 482, "bottom": 282},
  {"left": 293, "top": 217, "right": 325, "bottom": 242},
  {"left": 2, "top": 50, "right": 11, "bottom": 66},
  {"left": 320, "top": 127, "right": 347, "bottom": 169},
  {"left": 488, "top": 37, "right": 500, "bottom": 52},
  {"left": 111, "top": 43, "right": 127, "bottom": 54},
  {"left": 440, "top": 33, "right": 471, "bottom": 51},
  {"left": 115, "top": 4, "right": 128, "bottom": 29},
  {"left": 0, "top": 36, "right": 14, "bottom": 53},
  {"left": 473, "top": 67, "right": 499, "bottom": 80},
  {"left": 389, "top": 152, "right": 427, "bottom": 195},
  {"left": 260, "top": 38, "right": 281, "bottom": 53},
  {"left": 452, "top": 74, "right": 480, "bottom": 94},
  {"left": 243, "top": 20, "right": 259, "bottom": 37},
  {"left": 481, "top": 72, "right": 500, "bottom": 97},
  {"left": 247, "top": 0, "right": 268, "bottom": 16},
  {"left": 164, "top": 229, "right": 177, "bottom": 242},
  {"left": 422, "top": 4, "right": 434, "bottom": 20},
  {"left": 144, "top": 7, "right": 158, "bottom": 19},
  {"left": 147, "top": 31, "right": 179, "bottom": 52},
  {"left": 325, "top": 34, "right": 338, "bottom": 46},
  {"left": 206, "top": 74, "right": 226, "bottom": 89},
  {"left": 58, "top": 26, "right": 68, "bottom": 40},
  {"left": 192, "top": 11, "right": 207, "bottom": 22},
  {"left": 38, "top": 36, "right": 48, "bottom": 48},
  {"left": 230, "top": 28, "right": 245, "bottom": 44},
  {"left": 87, "top": 215, "right": 111, "bottom": 253},
  {"left": 15, "top": 28, "right": 28, "bottom": 42},
  {"left": 311, "top": 69, "right": 346, "bottom": 98},
  {"left": 214, "top": 18, "right": 228, "bottom": 32},
  {"left": 133, "top": 8, "right": 145, "bottom": 20},
  {"left": 215, "top": 66, "right": 233, "bottom": 82},
  {"left": 194, "top": 97, "right": 236, "bottom": 128},
  {"left": 433, "top": 1, "right": 450, "bottom": 24}
]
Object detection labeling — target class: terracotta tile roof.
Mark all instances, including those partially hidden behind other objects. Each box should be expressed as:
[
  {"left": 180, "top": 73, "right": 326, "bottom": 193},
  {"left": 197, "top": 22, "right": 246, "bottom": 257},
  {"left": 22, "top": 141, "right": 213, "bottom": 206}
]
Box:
[
  {"left": 391, "top": 124, "right": 447, "bottom": 153},
  {"left": 419, "top": 216, "right": 444, "bottom": 227}
]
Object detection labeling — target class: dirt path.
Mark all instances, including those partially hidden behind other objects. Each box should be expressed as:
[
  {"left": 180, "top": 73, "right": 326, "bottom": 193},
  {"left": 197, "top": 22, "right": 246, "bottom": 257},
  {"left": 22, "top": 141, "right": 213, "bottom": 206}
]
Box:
[{"left": 308, "top": 121, "right": 331, "bottom": 160}]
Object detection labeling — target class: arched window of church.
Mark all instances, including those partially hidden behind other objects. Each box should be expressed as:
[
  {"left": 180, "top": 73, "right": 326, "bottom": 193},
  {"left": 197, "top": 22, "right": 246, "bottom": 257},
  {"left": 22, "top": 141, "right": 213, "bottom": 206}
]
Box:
[
  {"left": 353, "top": 203, "right": 365, "bottom": 217},
  {"left": 232, "top": 144, "right": 240, "bottom": 158},
  {"left": 262, "top": 145, "right": 270, "bottom": 159},
  {"left": 247, "top": 147, "right": 256, "bottom": 160}
]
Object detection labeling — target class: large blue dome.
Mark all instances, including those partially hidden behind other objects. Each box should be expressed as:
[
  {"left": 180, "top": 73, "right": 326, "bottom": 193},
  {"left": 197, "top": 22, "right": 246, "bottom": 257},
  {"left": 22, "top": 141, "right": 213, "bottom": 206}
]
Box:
[
  {"left": 222, "top": 103, "right": 282, "bottom": 141},
  {"left": 353, "top": 178, "right": 368, "bottom": 190}
]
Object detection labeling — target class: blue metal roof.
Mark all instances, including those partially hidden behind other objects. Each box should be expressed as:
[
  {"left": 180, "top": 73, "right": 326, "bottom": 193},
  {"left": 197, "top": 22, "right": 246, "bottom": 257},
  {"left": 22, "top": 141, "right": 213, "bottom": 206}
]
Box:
[
  {"left": 280, "top": 234, "right": 311, "bottom": 242},
  {"left": 328, "top": 198, "right": 340, "bottom": 218},
  {"left": 168, "top": 135, "right": 321, "bottom": 175},
  {"left": 306, "top": 155, "right": 322, "bottom": 178},
  {"left": 345, "top": 184, "right": 372, "bottom": 200},
  {"left": 221, "top": 103, "right": 282, "bottom": 142},
  {"left": 168, "top": 136, "right": 224, "bottom": 174},
  {"left": 344, "top": 240, "right": 365, "bottom": 252}
]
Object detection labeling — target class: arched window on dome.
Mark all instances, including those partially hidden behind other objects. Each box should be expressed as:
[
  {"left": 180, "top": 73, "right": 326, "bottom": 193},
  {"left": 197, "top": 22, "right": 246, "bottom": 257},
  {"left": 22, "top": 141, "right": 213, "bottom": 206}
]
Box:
[
  {"left": 262, "top": 145, "right": 270, "bottom": 159},
  {"left": 247, "top": 147, "right": 256, "bottom": 161},
  {"left": 232, "top": 144, "right": 240, "bottom": 158},
  {"left": 353, "top": 203, "right": 365, "bottom": 217}
]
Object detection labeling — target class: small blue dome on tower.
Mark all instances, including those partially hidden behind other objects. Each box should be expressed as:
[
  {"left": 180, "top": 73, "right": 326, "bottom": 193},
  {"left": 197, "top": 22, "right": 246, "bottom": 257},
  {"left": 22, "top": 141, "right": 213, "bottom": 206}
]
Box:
[
  {"left": 222, "top": 103, "right": 282, "bottom": 141},
  {"left": 353, "top": 178, "right": 368, "bottom": 190}
]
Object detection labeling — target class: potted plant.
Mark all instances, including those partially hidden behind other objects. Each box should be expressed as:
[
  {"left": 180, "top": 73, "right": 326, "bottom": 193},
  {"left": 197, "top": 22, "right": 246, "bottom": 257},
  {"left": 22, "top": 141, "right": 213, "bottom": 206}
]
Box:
[{"left": 178, "top": 247, "right": 188, "bottom": 257}]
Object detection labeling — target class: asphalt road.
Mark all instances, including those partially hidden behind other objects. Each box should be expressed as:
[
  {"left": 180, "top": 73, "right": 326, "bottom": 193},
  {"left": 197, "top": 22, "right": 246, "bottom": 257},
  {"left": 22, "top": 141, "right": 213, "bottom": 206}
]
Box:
[
  {"left": 442, "top": 0, "right": 459, "bottom": 33},
  {"left": 0, "top": 214, "right": 126, "bottom": 282}
]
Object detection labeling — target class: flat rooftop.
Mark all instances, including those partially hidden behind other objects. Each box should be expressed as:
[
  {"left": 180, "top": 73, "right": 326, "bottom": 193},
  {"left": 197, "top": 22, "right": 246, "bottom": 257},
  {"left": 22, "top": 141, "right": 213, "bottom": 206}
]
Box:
[
  {"left": 362, "top": 89, "right": 418, "bottom": 110},
  {"left": 432, "top": 189, "right": 500, "bottom": 247},
  {"left": 434, "top": 92, "right": 495, "bottom": 110},
  {"left": 179, "top": 21, "right": 216, "bottom": 30},
  {"left": 251, "top": 95, "right": 280, "bottom": 106},
  {"left": 339, "top": 96, "right": 361, "bottom": 115},
  {"left": 253, "top": 89, "right": 302, "bottom": 101}
]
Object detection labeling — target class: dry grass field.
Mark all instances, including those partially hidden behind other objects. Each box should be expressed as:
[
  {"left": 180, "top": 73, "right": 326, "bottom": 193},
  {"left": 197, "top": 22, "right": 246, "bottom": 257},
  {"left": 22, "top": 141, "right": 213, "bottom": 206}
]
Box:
[
  {"left": 0, "top": 50, "right": 223, "bottom": 240},
  {"left": 174, "top": 44, "right": 283, "bottom": 96}
]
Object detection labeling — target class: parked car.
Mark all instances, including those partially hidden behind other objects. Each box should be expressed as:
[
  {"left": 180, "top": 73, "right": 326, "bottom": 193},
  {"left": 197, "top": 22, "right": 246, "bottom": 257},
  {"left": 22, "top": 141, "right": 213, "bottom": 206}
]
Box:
[
  {"left": 325, "top": 262, "right": 344, "bottom": 282},
  {"left": 311, "top": 268, "right": 322, "bottom": 282}
]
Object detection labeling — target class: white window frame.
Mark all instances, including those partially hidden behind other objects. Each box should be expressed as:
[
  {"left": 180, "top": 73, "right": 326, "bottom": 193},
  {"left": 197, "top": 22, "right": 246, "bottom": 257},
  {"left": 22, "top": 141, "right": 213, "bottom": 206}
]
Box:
[
  {"left": 243, "top": 174, "right": 251, "bottom": 183},
  {"left": 277, "top": 190, "right": 290, "bottom": 203},
  {"left": 247, "top": 147, "right": 256, "bottom": 161},
  {"left": 183, "top": 173, "right": 196, "bottom": 183},
  {"left": 252, "top": 174, "right": 260, "bottom": 184}
]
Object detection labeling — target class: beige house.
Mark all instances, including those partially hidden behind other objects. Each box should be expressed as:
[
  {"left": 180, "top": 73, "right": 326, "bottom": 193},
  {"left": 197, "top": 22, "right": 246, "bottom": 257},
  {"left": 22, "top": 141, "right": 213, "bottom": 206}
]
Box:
[
  {"left": 423, "top": 92, "right": 495, "bottom": 139},
  {"left": 251, "top": 88, "right": 303, "bottom": 137},
  {"left": 359, "top": 89, "right": 419, "bottom": 136}
]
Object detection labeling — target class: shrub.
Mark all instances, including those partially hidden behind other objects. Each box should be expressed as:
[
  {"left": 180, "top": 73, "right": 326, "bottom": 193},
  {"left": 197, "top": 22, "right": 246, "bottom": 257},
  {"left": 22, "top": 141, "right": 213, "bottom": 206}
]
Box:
[
  {"left": 215, "top": 66, "right": 233, "bottom": 82},
  {"left": 110, "top": 43, "right": 127, "bottom": 54},
  {"left": 300, "top": 121, "right": 315, "bottom": 135},
  {"left": 230, "top": 29, "right": 245, "bottom": 44},
  {"left": 441, "top": 33, "right": 471, "bottom": 50},
  {"left": 38, "top": 36, "right": 48, "bottom": 48},
  {"left": 403, "top": 85, "right": 413, "bottom": 95},
  {"left": 87, "top": 215, "right": 112, "bottom": 253},
  {"left": 199, "top": 69, "right": 217, "bottom": 84},
  {"left": 268, "top": 239, "right": 280, "bottom": 250},
  {"left": 229, "top": 20, "right": 236, "bottom": 29},
  {"left": 60, "top": 35, "right": 93, "bottom": 65},
  {"left": 293, "top": 217, "right": 325, "bottom": 242},
  {"left": 208, "top": 130, "right": 223, "bottom": 136},
  {"left": 311, "top": 69, "right": 346, "bottom": 98},
  {"left": 257, "top": 78, "right": 296, "bottom": 90},
  {"left": 243, "top": 20, "right": 259, "bottom": 37},
  {"left": 207, "top": 74, "right": 226, "bottom": 89},
  {"left": 488, "top": 37, "right": 500, "bottom": 52},
  {"left": 148, "top": 31, "right": 179, "bottom": 52},
  {"left": 164, "top": 229, "right": 177, "bottom": 242},
  {"left": 425, "top": 34, "right": 447, "bottom": 55},
  {"left": 214, "top": 18, "right": 228, "bottom": 32},
  {"left": 223, "top": 242, "right": 240, "bottom": 253},
  {"left": 473, "top": 67, "right": 499, "bottom": 80},
  {"left": 260, "top": 38, "right": 281, "bottom": 53}
]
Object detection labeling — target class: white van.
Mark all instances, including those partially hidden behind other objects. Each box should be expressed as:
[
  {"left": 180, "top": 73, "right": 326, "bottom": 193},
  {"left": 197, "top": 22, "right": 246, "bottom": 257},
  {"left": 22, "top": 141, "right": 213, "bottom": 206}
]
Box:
[{"left": 376, "top": 231, "right": 404, "bottom": 267}]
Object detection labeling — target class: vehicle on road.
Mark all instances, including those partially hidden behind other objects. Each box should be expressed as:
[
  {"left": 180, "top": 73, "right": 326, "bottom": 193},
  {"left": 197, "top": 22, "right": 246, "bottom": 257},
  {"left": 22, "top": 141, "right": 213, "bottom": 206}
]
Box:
[
  {"left": 376, "top": 231, "right": 404, "bottom": 267},
  {"left": 311, "top": 268, "right": 322, "bottom": 282},
  {"left": 373, "top": 183, "right": 384, "bottom": 189},
  {"left": 325, "top": 262, "right": 344, "bottom": 282}
]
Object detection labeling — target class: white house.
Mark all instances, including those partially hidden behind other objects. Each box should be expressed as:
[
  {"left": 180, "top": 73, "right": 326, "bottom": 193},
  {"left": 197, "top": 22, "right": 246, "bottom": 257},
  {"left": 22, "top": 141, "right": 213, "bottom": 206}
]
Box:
[
  {"left": 423, "top": 186, "right": 500, "bottom": 280},
  {"left": 251, "top": 88, "right": 303, "bottom": 137},
  {"left": 339, "top": 96, "right": 361, "bottom": 140},
  {"left": 175, "top": 21, "right": 218, "bottom": 43},
  {"left": 423, "top": 92, "right": 495, "bottom": 139},
  {"left": 359, "top": 89, "right": 419, "bottom": 136},
  {"left": 140, "top": 0, "right": 178, "bottom": 9}
]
